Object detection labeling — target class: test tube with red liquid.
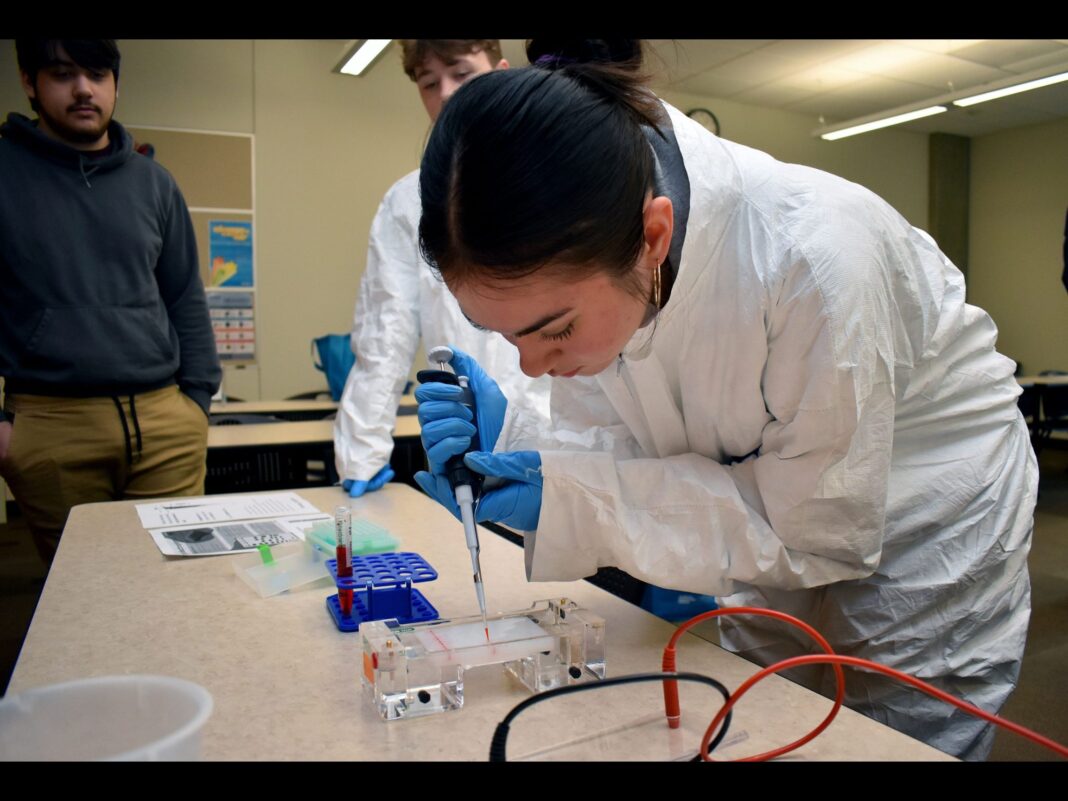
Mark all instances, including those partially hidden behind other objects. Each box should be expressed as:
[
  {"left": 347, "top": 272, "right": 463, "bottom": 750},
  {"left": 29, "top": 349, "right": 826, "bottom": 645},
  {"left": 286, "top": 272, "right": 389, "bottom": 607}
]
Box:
[{"left": 335, "top": 505, "right": 353, "bottom": 616}]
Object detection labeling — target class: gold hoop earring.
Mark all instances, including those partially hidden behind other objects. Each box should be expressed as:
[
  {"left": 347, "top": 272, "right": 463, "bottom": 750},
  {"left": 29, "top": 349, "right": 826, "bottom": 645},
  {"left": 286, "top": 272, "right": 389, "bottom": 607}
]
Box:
[{"left": 651, "top": 260, "right": 662, "bottom": 310}]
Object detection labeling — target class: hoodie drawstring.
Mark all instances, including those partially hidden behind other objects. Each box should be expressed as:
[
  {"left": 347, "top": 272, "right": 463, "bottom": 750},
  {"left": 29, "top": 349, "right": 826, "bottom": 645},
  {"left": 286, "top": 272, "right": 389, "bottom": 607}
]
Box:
[
  {"left": 79, "top": 157, "right": 94, "bottom": 188},
  {"left": 111, "top": 395, "right": 144, "bottom": 465}
]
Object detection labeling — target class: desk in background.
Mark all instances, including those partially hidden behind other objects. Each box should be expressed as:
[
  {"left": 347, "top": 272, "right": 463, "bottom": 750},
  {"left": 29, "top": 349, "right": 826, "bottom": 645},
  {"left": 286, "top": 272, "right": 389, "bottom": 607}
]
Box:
[
  {"left": 211, "top": 399, "right": 339, "bottom": 422},
  {"left": 1016, "top": 375, "right": 1068, "bottom": 387},
  {"left": 1016, "top": 375, "right": 1068, "bottom": 451},
  {"left": 8, "top": 484, "right": 950, "bottom": 761},
  {"left": 210, "top": 393, "right": 417, "bottom": 422},
  {"left": 206, "top": 398, "right": 421, "bottom": 495}
]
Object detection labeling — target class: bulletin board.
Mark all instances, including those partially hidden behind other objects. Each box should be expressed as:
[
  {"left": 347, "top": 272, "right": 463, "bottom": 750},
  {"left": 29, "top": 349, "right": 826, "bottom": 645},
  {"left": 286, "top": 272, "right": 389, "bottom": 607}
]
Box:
[{"left": 127, "top": 125, "right": 256, "bottom": 363}]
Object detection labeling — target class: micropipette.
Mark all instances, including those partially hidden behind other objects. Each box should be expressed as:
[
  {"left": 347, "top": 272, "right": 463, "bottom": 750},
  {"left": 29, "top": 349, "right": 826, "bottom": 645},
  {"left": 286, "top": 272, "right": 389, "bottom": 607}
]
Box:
[{"left": 418, "top": 345, "right": 490, "bottom": 640}]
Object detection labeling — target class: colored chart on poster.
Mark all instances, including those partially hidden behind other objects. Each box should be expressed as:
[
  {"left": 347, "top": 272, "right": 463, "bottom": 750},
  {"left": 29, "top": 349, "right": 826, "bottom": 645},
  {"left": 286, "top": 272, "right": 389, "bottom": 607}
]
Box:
[
  {"left": 209, "top": 220, "right": 254, "bottom": 287},
  {"left": 207, "top": 290, "right": 255, "bottom": 360}
]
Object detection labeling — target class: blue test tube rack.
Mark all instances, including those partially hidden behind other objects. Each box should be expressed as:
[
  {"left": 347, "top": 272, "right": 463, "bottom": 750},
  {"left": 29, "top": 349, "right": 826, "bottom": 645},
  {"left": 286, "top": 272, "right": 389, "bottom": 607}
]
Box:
[{"left": 326, "top": 552, "right": 440, "bottom": 632}]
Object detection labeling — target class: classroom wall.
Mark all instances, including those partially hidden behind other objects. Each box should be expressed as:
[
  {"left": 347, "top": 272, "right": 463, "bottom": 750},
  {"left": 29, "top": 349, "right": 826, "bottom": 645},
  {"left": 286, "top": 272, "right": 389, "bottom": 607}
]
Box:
[
  {"left": 250, "top": 40, "right": 429, "bottom": 400},
  {"left": 1, "top": 40, "right": 945, "bottom": 400},
  {"left": 968, "top": 116, "right": 1068, "bottom": 375}
]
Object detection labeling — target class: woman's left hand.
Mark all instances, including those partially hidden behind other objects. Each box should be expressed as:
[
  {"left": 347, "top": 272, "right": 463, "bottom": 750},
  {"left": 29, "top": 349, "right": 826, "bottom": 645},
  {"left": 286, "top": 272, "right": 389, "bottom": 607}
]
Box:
[
  {"left": 413, "top": 450, "right": 543, "bottom": 531},
  {"left": 466, "top": 450, "right": 543, "bottom": 531}
]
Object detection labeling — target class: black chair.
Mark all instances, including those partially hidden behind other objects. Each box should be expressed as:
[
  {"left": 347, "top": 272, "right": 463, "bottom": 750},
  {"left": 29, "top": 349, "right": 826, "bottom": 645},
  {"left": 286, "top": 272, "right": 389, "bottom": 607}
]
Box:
[
  {"left": 1037, "top": 370, "right": 1068, "bottom": 454},
  {"left": 1018, "top": 385, "right": 1040, "bottom": 435}
]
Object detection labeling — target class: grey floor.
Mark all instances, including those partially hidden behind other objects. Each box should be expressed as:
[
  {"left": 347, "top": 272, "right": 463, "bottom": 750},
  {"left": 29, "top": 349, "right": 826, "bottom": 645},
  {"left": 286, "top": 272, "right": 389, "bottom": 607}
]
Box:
[{"left": 1, "top": 447, "right": 1066, "bottom": 761}]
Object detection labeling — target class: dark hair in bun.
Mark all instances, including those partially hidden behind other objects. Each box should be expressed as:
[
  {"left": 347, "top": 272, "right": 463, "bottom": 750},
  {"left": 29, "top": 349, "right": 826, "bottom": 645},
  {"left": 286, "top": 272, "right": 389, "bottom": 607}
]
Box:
[{"left": 420, "top": 38, "right": 664, "bottom": 290}]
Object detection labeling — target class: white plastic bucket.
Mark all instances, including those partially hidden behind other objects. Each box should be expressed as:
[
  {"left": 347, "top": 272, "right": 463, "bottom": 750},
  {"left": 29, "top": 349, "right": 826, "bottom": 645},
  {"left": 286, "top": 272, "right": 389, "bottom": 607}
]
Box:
[{"left": 0, "top": 675, "right": 213, "bottom": 761}]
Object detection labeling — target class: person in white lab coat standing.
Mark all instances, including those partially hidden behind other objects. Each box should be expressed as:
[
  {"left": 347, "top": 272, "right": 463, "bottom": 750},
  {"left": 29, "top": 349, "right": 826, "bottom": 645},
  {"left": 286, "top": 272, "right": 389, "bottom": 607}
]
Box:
[
  {"left": 413, "top": 40, "right": 1037, "bottom": 760},
  {"left": 334, "top": 40, "right": 551, "bottom": 497}
]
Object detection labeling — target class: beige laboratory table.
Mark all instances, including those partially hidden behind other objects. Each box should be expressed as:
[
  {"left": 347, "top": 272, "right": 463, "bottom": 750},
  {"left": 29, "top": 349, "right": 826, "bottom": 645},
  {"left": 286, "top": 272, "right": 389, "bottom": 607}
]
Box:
[
  {"left": 9, "top": 485, "right": 951, "bottom": 761},
  {"left": 205, "top": 401, "right": 420, "bottom": 493}
]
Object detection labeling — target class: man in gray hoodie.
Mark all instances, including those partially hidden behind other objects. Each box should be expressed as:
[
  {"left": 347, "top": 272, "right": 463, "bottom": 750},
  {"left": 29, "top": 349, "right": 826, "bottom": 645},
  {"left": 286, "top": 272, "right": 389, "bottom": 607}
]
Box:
[{"left": 0, "top": 39, "right": 221, "bottom": 564}]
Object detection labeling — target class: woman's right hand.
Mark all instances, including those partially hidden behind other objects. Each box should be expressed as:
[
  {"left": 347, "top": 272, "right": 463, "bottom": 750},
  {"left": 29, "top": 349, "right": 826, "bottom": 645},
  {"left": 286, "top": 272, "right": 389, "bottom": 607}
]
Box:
[
  {"left": 415, "top": 347, "right": 507, "bottom": 475},
  {"left": 416, "top": 383, "right": 476, "bottom": 475}
]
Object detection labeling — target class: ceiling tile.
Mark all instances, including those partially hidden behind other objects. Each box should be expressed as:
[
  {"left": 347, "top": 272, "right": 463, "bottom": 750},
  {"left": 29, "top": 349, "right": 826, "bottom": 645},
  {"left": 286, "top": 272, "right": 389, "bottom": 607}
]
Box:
[
  {"left": 752, "top": 39, "right": 872, "bottom": 63},
  {"left": 786, "top": 75, "right": 941, "bottom": 121},
  {"left": 1002, "top": 49, "right": 1068, "bottom": 74},
  {"left": 734, "top": 82, "right": 821, "bottom": 107},
  {"left": 783, "top": 64, "right": 877, "bottom": 93},
  {"left": 654, "top": 39, "right": 1068, "bottom": 138},
  {"left": 878, "top": 52, "right": 1007, "bottom": 91},
  {"left": 895, "top": 39, "right": 986, "bottom": 55},
  {"left": 833, "top": 42, "right": 946, "bottom": 74},
  {"left": 993, "top": 81, "right": 1068, "bottom": 115},
  {"left": 906, "top": 103, "right": 1061, "bottom": 136},
  {"left": 698, "top": 49, "right": 804, "bottom": 87},
  {"left": 949, "top": 39, "right": 1066, "bottom": 69},
  {"left": 647, "top": 40, "right": 772, "bottom": 83},
  {"left": 673, "top": 72, "right": 762, "bottom": 98}
]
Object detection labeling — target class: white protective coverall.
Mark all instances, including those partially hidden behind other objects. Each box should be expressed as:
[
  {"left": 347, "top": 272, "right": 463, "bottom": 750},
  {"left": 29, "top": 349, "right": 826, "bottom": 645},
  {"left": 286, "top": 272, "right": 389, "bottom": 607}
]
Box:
[
  {"left": 335, "top": 171, "right": 552, "bottom": 483},
  {"left": 503, "top": 104, "right": 1037, "bottom": 761}
]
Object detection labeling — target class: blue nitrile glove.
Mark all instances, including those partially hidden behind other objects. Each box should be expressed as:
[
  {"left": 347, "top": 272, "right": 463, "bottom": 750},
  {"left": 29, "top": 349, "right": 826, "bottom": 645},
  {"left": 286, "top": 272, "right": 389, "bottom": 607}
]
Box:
[
  {"left": 413, "top": 470, "right": 463, "bottom": 521},
  {"left": 416, "top": 408, "right": 476, "bottom": 474},
  {"left": 414, "top": 452, "right": 543, "bottom": 529},
  {"left": 342, "top": 465, "right": 395, "bottom": 498},
  {"left": 465, "top": 450, "right": 543, "bottom": 531},
  {"left": 415, "top": 347, "right": 508, "bottom": 476}
]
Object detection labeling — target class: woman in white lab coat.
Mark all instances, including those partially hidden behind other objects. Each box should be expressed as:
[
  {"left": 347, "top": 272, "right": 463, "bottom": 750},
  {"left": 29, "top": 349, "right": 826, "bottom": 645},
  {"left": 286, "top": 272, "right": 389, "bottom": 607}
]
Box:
[{"left": 412, "top": 40, "right": 1037, "bottom": 760}]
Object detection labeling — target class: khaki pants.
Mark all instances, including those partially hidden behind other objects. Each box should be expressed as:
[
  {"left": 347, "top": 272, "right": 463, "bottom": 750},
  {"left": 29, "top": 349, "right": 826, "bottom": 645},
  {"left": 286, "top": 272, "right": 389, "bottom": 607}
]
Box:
[{"left": 0, "top": 385, "right": 209, "bottom": 564}]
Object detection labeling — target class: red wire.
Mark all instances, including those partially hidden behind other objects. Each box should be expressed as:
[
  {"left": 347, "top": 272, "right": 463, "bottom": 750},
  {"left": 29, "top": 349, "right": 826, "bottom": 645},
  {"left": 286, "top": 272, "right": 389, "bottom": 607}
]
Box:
[
  {"left": 699, "top": 653, "right": 1068, "bottom": 760},
  {"left": 663, "top": 607, "right": 846, "bottom": 761}
]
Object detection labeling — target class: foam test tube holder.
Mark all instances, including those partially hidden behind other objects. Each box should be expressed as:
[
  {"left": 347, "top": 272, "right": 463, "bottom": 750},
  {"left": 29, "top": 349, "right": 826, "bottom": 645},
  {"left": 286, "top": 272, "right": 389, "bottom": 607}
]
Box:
[{"left": 359, "top": 598, "right": 606, "bottom": 721}]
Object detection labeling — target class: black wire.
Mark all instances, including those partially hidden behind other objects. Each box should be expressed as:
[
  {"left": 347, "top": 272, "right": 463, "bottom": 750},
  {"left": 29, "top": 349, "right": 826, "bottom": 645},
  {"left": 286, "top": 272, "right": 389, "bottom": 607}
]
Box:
[{"left": 489, "top": 671, "right": 732, "bottom": 762}]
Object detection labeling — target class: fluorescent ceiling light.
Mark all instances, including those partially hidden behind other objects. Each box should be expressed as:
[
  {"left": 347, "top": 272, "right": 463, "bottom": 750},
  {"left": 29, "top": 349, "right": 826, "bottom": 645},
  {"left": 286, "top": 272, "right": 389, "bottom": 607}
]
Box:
[
  {"left": 953, "top": 70, "right": 1068, "bottom": 107},
  {"left": 337, "top": 40, "right": 392, "bottom": 77},
  {"left": 819, "top": 106, "right": 947, "bottom": 141},
  {"left": 813, "top": 60, "right": 1068, "bottom": 141}
]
